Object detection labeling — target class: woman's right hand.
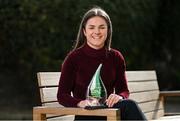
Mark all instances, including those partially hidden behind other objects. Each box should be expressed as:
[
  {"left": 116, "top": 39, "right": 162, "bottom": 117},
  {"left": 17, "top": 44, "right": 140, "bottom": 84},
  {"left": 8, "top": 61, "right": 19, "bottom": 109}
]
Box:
[{"left": 77, "top": 100, "right": 90, "bottom": 108}]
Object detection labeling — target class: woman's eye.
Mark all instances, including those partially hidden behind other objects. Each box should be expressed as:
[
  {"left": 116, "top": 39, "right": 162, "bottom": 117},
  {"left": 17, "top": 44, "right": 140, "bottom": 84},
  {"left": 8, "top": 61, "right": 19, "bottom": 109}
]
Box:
[
  {"left": 100, "top": 26, "right": 107, "bottom": 29},
  {"left": 89, "top": 27, "right": 94, "bottom": 29}
]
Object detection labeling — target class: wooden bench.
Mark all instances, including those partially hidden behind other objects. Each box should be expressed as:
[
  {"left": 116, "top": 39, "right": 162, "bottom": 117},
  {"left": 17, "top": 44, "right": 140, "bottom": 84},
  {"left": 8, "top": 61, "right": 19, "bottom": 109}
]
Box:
[{"left": 33, "top": 71, "right": 180, "bottom": 121}]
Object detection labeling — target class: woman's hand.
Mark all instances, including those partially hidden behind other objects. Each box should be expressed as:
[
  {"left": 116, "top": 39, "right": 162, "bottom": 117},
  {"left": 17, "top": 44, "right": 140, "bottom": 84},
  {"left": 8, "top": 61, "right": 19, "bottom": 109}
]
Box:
[
  {"left": 106, "top": 94, "right": 123, "bottom": 107},
  {"left": 77, "top": 100, "right": 90, "bottom": 108}
]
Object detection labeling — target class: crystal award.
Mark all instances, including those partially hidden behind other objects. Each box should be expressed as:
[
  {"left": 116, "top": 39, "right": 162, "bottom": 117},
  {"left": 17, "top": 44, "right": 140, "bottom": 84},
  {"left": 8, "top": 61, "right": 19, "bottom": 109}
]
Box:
[{"left": 86, "top": 63, "right": 107, "bottom": 107}]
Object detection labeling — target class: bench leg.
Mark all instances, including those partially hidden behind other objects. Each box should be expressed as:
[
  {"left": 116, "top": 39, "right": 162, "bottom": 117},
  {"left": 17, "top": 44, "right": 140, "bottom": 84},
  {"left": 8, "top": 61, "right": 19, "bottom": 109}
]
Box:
[
  {"left": 33, "top": 113, "right": 46, "bottom": 121},
  {"left": 107, "top": 115, "right": 120, "bottom": 121},
  {"left": 33, "top": 108, "right": 46, "bottom": 121}
]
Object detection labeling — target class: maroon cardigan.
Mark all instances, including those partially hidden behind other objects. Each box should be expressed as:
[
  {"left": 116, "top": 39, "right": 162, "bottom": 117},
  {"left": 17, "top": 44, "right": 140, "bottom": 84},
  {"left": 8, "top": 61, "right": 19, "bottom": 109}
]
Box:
[{"left": 57, "top": 43, "right": 129, "bottom": 107}]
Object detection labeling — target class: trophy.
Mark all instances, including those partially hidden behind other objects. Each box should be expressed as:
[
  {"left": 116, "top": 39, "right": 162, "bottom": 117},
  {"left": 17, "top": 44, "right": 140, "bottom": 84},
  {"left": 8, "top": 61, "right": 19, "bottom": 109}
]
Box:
[{"left": 86, "top": 63, "right": 107, "bottom": 108}]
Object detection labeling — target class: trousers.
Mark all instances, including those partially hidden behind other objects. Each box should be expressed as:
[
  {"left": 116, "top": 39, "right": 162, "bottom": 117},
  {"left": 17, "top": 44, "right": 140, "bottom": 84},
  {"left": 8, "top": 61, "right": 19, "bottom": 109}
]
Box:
[{"left": 74, "top": 99, "right": 147, "bottom": 121}]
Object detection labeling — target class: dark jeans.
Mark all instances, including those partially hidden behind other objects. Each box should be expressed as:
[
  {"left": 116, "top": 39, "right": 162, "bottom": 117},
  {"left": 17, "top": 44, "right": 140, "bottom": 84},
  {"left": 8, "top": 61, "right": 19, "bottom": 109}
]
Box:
[{"left": 74, "top": 99, "right": 147, "bottom": 121}]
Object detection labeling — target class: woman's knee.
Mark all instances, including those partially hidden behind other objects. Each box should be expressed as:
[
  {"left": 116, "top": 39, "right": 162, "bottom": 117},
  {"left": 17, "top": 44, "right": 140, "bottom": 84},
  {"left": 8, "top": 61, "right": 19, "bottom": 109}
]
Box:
[
  {"left": 122, "top": 99, "right": 138, "bottom": 106},
  {"left": 123, "top": 99, "right": 137, "bottom": 104},
  {"left": 114, "top": 99, "right": 138, "bottom": 108}
]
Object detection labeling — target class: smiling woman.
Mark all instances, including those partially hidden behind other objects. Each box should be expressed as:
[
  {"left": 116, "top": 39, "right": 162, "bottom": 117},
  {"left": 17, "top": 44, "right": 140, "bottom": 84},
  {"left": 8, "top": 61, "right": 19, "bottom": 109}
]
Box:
[{"left": 57, "top": 6, "right": 147, "bottom": 121}]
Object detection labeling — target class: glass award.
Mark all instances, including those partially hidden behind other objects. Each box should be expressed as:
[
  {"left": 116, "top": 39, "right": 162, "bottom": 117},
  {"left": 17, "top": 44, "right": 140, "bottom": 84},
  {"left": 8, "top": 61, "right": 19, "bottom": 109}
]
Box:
[{"left": 86, "top": 63, "right": 107, "bottom": 108}]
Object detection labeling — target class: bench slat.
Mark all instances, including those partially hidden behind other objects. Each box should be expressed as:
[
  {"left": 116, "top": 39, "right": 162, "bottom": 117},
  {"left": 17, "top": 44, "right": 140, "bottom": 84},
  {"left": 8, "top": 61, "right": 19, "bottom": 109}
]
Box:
[
  {"left": 126, "top": 71, "right": 157, "bottom": 81},
  {"left": 37, "top": 72, "right": 60, "bottom": 87},
  {"left": 42, "top": 102, "right": 61, "bottom": 107},
  {"left": 129, "top": 90, "right": 159, "bottom": 103},
  {"left": 158, "top": 115, "right": 180, "bottom": 120},
  {"left": 40, "top": 87, "right": 58, "bottom": 103},
  {"left": 128, "top": 80, "right": 159, "bottom": 93},
  {"left": 138, "top": 100, "right": 163, "bottom": 113}
]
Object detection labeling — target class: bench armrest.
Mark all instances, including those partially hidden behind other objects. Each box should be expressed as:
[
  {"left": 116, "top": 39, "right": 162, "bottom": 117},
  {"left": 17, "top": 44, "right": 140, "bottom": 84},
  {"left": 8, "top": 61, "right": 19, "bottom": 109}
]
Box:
[
  {"left": 159, "top": 91, "right": 180, "bottom": 116},
  {"left": 160, "top": 90, "right": 180, "bottom": 97}
]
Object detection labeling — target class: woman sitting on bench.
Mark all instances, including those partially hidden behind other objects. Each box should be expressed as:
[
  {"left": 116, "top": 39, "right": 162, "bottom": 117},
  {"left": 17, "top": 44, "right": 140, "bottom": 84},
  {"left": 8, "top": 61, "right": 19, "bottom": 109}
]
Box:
[{"left": 57, "top": 6, "right": 147, "bottom": 121}]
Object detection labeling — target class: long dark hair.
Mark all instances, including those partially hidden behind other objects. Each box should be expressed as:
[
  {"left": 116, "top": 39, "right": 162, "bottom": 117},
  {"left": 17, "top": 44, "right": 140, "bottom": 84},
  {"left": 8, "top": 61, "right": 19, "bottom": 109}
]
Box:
[{"left": 73, "top": 6, "right": 112, "bottom": 51}]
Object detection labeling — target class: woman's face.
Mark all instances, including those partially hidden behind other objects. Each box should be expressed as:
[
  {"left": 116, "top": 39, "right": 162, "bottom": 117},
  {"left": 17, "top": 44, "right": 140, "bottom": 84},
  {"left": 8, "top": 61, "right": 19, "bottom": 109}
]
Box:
[{"left": 83, "top": 16, "right": 108, "bottom": 49}]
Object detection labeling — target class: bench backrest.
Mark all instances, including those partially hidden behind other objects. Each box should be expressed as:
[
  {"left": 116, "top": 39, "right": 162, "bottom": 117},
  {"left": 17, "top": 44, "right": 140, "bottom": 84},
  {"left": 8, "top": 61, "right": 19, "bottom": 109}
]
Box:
[{"left": 37, "top": 70, "right": 164, "bottom": 120}]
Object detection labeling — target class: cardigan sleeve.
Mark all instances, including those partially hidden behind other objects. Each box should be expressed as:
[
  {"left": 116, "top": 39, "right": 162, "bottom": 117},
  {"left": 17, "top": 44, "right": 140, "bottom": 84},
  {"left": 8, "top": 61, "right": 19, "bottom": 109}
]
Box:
[
  {"left": 57, "top": 52, "right": 82, "bottom": 107},
  {"left": 114, "top": 51, "right": 130, "bottom": 99}
]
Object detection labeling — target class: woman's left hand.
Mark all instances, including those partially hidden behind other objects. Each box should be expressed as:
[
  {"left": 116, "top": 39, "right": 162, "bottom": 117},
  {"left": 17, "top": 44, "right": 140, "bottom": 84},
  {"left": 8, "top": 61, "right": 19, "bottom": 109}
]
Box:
[{"left": 106, "top": 94, "right": 123, "bottom": 107}]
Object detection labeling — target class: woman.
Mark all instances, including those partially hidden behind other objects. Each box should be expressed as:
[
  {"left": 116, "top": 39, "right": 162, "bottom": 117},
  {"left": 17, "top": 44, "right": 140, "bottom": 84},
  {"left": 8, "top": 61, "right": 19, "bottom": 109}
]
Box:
[{"left": 57, "top": 6, "right": 147, "bottom": 120}]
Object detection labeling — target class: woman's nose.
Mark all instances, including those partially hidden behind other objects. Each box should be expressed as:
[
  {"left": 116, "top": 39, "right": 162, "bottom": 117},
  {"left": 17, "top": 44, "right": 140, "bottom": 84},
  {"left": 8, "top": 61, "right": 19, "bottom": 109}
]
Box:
[{"left": 94, "top": 28, "right": 100, "bottom": 34}]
